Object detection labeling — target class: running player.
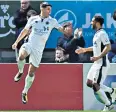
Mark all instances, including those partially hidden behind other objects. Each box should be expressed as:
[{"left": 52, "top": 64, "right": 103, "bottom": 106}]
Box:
[{"left": 75, "top": 15, "right": 116, "bottom": 111}]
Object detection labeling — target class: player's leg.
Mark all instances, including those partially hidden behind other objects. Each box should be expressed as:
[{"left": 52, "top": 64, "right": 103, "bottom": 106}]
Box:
[
  {"left": 87, "top": 65, "right": 113, "bottom": 111},
  {"left": 22, "top": 63, "right": 37, "bottom": 104},
  {"left": 100, "top": 65, "right": 113, "bottom": 93},
  {"left": 86, "top": 64, "right": 96, "bottom": 88},
  {"left": 100, "top": 81, "right": 115, "bottom": 103},
  {"left": 100, "top": 66, "right": 116, "bottom": 104},
  {"left": 93, "top": 82, "right": 114, "bottom": 112},
  {"left": 86, "top": 79, "right": 113, "bottom": 111},
  {"left": 100, "top": 84, "right": 113, "bottom": 93},
  {"left": 111, "top": 88, "right": 116, "bottom": 103},
  {"left": 22, "top": 48, "right": 42, "bottom": 104},
  {"left": 14, "top": 49, "right": 28, "bottom": 82},
  {"left": 86, "top": 65, "right": 109, "bottom": 105},
  {"left": 94, "top": 66, "right": 114, "bottom": 111},
  {"left": 14, "top": 43, "right": 30, "bottom": 82}
]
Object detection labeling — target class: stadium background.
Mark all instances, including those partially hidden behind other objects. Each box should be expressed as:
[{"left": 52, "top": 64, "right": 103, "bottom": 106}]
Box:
[
  {"left": 0, "top": 1, "right": 116, "bottom": 48},
  {"left": 0, "top": 0, "right": 116, "bottom": 111},
  {"left": 0, "top": 1, "right": 116, "bottom": 62}
]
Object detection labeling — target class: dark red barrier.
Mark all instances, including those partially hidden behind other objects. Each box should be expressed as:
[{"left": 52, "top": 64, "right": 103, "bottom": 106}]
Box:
[{"left": 0, "top": 64, "right": 83, "bottom": 110}]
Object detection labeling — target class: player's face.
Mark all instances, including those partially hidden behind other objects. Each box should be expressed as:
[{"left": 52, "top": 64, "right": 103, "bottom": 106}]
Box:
[
  {"left": 42, "top": 6, "right": 52, "bottom": 17},
  {"left": 91, "top": 17, "right": 97, "bottom": 30}
]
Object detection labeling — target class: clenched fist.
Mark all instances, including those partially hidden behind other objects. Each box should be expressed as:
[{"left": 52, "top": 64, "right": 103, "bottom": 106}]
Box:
[{"left": 12, "top": 42, "right": 18, "bottom": 50}]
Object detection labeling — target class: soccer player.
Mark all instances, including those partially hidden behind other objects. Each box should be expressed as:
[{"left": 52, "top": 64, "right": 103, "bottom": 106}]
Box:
[
  {"left": 12, "top": 2, "right": 79, "bottom": 104},
  {"left": 75, "top": 15, "right": 116, "bottom": 111}
]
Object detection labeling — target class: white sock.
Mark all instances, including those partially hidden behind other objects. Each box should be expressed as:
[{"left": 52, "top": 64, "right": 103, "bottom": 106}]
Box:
[
  {"left": 100, "top": 84, "right": 113, "bottom": 93},
  {"left": 22, "top": 74, "right": 35, "bottom": 94},
  {"left": 96, "top": 89, "right": 111, "bottom": 106},
  {"left": 18, "top": 59, "right": 26, "bottom": 73}
]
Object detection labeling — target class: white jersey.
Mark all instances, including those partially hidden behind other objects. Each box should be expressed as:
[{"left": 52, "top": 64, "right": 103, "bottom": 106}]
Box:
[
  {"left": 93, "top": 29, "right": 110, "bottom": 66},
  {"left": 24, "top": 15, "right": 62, "bottom": 52}
]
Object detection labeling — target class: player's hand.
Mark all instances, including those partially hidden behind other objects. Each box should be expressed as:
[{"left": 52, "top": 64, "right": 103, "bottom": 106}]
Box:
[
  {"left": 74, "top": 28, "right": 83, "bottom": 39},
  {"left": 12, "top": 42, "right": 18, "bottom": 50},
  {"left": 75, "top": 47, "right": 86, "bottom": 54},
  {"left": 90, "top": 56, "right": 100, "bottom": 62}
]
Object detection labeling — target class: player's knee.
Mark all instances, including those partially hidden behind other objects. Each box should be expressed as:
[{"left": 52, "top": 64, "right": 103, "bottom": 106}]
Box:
[
  {"left": 18, "top": 55, "right": 25, "bottom": 61},
  {"left": 28, "top": 72, "right": 35, "bottom": 77},
  {"left": 86, "top": 80, "right": 93, "bottom": 88},
  {"left": 93, "top": 83, "right": 100, "bottom": 92},
  {"left": 86, "top": 82, "right": 93, "bottom": 88}
]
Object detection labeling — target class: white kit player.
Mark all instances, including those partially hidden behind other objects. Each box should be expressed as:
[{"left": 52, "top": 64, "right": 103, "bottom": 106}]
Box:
[
  {"left": 75, "top": 15, "right": 116, "bottom": 111},
  {"left": 12, "top": 2, "right": 77, "bottom": 104}
]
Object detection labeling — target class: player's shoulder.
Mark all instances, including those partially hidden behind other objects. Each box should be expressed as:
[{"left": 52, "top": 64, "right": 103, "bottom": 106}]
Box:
[
  {"left": 48, "top": 16, "right": 58, "bottom": 22},
  {"left": 28, "top": 15, "right": 39, "bottom": 22},
  {"left": 99, "top": 29, "right": 108, "bottom": 35},
  {"left": 99, "top": 29, "right": 106, "bottom": 33}
]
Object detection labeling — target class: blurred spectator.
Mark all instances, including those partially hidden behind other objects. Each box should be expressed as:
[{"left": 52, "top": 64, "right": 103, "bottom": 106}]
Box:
[
  {"left": 108, "top": 40, "right": 116, "bottom": 63},
  {"left": 13, "top": 0, "right": 38, "bottom": 49},
  {"left": 56, "top": 22, "right": 85, "bottom": 63},
  {"left": 112, "top": 10, "right": 116, "bottom": 21},
  {"left": 109, "top": 10, "right": 116, "bottom": 63}
]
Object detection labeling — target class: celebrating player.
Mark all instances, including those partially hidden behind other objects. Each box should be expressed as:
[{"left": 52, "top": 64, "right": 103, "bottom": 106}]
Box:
[
  {"left": 76, "top": 15, "right": 116, "bottom": 111},
  {"left": 12, "top": 2, "right": 79, "bottom": 104}
]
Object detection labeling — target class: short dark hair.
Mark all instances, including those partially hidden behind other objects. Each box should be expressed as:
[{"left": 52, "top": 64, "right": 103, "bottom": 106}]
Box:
[
  {"left": 40, "top": 2, "right": 52, "bottom": 8},
  {"left": 94, "top": 15, "right": 104, "bottom": 26}
]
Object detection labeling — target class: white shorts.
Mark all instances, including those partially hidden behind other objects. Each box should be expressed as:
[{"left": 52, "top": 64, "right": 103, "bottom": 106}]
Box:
[
  {"left": 19, "top": 43, "right": 42, "bottom": 67},
  {"left": 87, "top": 63, "right": 110, "bottom": 84}
]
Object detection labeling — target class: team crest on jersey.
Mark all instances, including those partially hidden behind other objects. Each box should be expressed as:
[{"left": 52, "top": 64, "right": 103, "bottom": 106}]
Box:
[
  {"left": 35, "top": 21, "right": 38, "bottom": 23},
  {"left": 46, "top": 21, "right": 49, "bottom": 25}
]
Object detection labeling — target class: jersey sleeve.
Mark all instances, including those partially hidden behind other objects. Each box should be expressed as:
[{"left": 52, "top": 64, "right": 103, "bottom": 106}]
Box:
[
  {"left": 101, "top": 32, "right": 110, "bottom": 45},
  {"left": 52, "top": 19, "right": 62, "bottom": 29},
  {"left": 24, "top": 17, "right": 34, "bottom": 30}
]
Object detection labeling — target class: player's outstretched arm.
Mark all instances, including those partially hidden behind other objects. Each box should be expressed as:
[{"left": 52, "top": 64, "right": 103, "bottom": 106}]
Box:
[
  {"left": 58, "top": 27, "right": 80, "bottom": 37},
  {"left": 75, "top": 46, "right": 93, "bottom": 54},
  {"left": 12, "top": 28, "right": 29, "bottom": 49},
  {"left": 53, "top": 18, "right": 70, "bottom": 35},
  {"left": 85, "top": 46, "right": 93, "bottom": 52},
  {"left": 57, "top": 27, "right": 67, "bottom": 34}
]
